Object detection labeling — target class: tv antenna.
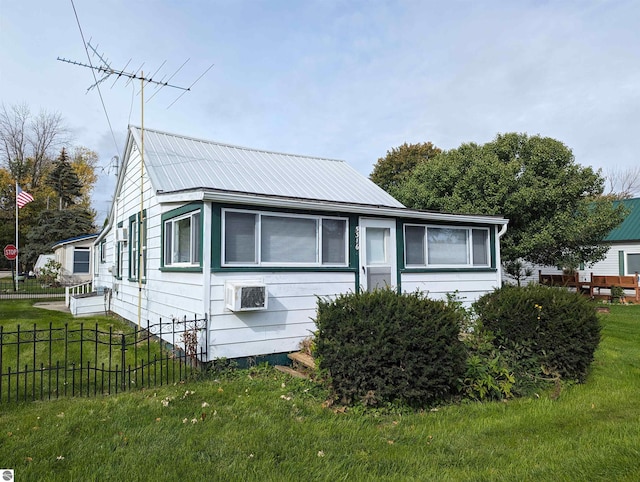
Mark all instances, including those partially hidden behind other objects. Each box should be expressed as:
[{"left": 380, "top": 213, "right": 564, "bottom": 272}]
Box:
[{"left": 57, "top": 41, "right": 213, "bottom": 327}]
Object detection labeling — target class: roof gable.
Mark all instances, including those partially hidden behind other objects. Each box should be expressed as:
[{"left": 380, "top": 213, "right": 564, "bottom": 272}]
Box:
[
  {"left": 606, "top": 197, "right": 640, "bottom": 242},
  {"left": 128, "top": 126, "right": 404, "bottom": 208}
]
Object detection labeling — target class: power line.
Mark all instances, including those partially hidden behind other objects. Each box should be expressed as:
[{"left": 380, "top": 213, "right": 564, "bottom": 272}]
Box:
[{"left": 69, "top": 0, "right": 120, "bottom": 156}]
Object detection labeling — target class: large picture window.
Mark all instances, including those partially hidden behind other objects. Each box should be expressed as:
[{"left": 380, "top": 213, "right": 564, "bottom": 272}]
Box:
[
  {"left": 222, "top": 209, "right": 348, "bottom": 267},
  {"left": 404, "top": 224, "right": 490, "bottom": 268},
  {"left": 164, "top": 210, "right": 201, "bottom": 266}
]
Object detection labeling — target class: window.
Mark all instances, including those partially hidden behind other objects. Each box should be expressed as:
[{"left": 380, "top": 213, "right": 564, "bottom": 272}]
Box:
[
  {"left": 164, "top": 211, "right": 201, "bottom": 266},
  {"left": 222, "top": 209, "right": 348, "bottom": 266},
  {"left": 116, "top": 241, "right": 124, "bottom": 279},
  {"left": 100, "top": 241, "right": 106, "bottom": 263},
  {"left": 73, "top": 247, "right": 90, "bottom": 274},
  {"left": 404, "top": 224, "right": 490, "bottom": 268},
  {"left": 627, "top": 253, "right": 640, "bottom": 275},
  {"left": 129, "top": 211, "right": 147, "bottom": 280}
]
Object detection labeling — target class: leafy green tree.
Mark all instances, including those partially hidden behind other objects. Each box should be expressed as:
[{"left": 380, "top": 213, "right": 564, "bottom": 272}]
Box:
[
  {"left": 47, "top": 147, "right": 83, "bottom": 210},
  {"left": 392, "top": 133, "right": 626, "bottom": 269},
  {"left": 370, "top": 142, "right": 441, "bottom": 193}
]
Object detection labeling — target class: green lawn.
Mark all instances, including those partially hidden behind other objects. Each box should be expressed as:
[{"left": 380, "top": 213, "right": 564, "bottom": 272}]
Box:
[
  {"left": 0, "top": 304, "right": 639, "bottom": 481},
  {"left": 0, "top": 301, "right": 196, "bottom": 402}
]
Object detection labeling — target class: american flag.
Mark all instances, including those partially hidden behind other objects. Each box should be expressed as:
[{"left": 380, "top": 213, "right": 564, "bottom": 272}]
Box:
[{"left": 16, "top": 185, "right": 34, "bottom": 208}]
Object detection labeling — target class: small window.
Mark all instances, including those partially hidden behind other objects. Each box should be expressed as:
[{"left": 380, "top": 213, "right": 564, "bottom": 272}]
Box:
[
  {"left": 116, "top": 241, "right": 124, "bottom": 278},
  {"left": 164, "top": 211, "right": 201, "bottom": 266},
  {"left": 224, "top": 211, "right": 257, "bottom": 264},
  {"left": 627, "top": 253, "right": 640, "bottom": 275},
  {"left": 322, "top": 219, "right": 347, "bottom": 265},
  {"left": 73, "top": 247, "right": 90, "bottom": 274},
  {"left": 404, "top": 225, "right": 425, "bottom": 266},
  {"left": 100, "top": 241, "right": 106, "bottom": 263}
]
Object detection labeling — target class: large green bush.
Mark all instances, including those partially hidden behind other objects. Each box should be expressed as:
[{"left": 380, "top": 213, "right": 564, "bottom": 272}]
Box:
[
  {"left": 314, "top": 289, "right": 466, "bottom": 407},
  {"left": 473, "top": 284, "right": 601, "bottom": 382}
]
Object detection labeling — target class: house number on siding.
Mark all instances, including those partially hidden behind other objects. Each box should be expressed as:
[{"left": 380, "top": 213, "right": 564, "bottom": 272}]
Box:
[{"left": 354, "top": 226, "right": 360, "bottom": 251}]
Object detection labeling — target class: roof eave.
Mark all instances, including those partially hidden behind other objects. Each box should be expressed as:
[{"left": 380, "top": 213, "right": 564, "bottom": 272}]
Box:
[{"left": 155, "top": 189, "right": 507, "bottom": 225}]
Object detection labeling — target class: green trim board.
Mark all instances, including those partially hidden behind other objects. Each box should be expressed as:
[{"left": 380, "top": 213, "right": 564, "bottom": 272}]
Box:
[
  {"left": 127, "top": 211, "right": 147, "bottom": 282},
  {"left": 395, "top": 220, "right": 497, "bottom": 272},
  {"left": 160, "top": 202, "right": 204, "bottom": 271},
  {"left": 619, "top": 250, "right": 625, "bottom": 276},
  {"left": 212, "top": 202, "right": 357, "bottom": 273}
]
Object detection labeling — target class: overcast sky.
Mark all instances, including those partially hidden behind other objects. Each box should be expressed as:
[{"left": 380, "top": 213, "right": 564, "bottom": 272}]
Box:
[{"left": 1, "top": 0, "right": 639, "bottom": 224}]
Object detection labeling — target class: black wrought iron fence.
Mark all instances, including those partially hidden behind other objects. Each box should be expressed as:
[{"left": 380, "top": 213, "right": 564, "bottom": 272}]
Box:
[
  {"left": 0, "top": 278, "right": 65, "bottom": 299},
  {"left": 0, "top": 315, "right": 208, "bottom": 403}
]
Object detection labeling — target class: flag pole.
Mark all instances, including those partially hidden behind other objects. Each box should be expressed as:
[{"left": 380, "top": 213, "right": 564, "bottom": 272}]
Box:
[{"left": 15, "top": 181, "right": 19, "bottom": 289}]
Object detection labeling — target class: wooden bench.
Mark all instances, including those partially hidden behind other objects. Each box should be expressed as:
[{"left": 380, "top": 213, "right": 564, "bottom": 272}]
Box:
[
  {"left": 589, "top": 273, "right": 640, "bottom": 302},
  {"left": 539, "top": 271, "right": 581, "bottom": 288}
]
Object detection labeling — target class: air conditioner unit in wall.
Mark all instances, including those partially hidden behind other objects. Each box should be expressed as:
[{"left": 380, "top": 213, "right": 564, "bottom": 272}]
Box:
[
  {"left": 116, "top": 227, "right": 128, "bottom": 243},
  {"left": 225, "top": 281, "right": 268, "bottom": 312}
]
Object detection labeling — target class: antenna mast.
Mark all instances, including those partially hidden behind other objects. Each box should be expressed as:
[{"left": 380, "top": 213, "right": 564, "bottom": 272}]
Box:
[{"left": 58, "top": 44, "right": 212, "bottom": 328}]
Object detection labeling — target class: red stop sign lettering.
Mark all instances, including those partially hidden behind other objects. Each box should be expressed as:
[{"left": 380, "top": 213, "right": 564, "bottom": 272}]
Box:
[{"left": 4, "top": 244, "right": 18, "bottom": 260}]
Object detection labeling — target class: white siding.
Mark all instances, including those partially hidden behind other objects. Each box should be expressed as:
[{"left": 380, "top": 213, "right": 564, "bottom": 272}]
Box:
[
  {"left": 401, "top": 270, "right": 501, "bottom": 306},
  {"left": 207, "top": 272, "right": 355, "bottom": 359}
]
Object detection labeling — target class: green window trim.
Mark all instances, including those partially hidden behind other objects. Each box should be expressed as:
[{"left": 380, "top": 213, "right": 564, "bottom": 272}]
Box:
[
  {"left": 115, "top": 221, "right": 123, "bottom": 280},
  {"left": 128, "top": 210, "right": 147, "bottom": 282},
  {"left": 211, "top": 204, "right": 358, "bottom": 273},
  {"left": 161, "top": 202, "right": 204, "bottom": 271},
  {"left": 398, "top": 221, "right": 497, "bottom": 272}
]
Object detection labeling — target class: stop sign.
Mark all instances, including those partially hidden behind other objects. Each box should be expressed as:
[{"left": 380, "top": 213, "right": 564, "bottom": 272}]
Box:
[{"left": 4, "top": 244, "right": 18, "bottom": 260}]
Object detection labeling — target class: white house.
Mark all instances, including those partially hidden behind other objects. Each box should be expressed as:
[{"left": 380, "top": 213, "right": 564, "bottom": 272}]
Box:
[
  {"left": 92, "top": 126, "right": 508, "bottom": 362},
  {"left": 52, "top": 233, "right": 99, "bottom": 285},
  {"left": 523, "top": 197, "right": 640, "bottom": 285}
]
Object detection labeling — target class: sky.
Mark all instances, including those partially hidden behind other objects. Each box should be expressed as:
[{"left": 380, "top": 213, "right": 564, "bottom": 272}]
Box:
[{"left": 1, "top": 0, "right": 639, "bottom": 224}]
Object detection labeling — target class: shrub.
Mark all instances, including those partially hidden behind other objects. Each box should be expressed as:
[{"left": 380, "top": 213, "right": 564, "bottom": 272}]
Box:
[
  {"left": 473, "top": 284, "right": 601, "bottom": 382},
  {"left": 461, "top": 326, "right": 516, "bottom": 401},
  {"left": 314, "top": 288, "right": 466, "bottom": 408}
]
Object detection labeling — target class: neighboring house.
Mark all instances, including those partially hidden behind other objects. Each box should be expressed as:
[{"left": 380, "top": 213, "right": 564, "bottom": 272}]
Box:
[
  {"left": 578, "top": 197, "right": 640, "bottom": 276},
  {"left": 92, "top": 126, "right": 508, "bottom": 361},
  {"left": 33, "top": 253, "right": 54, "bottom": 276},
  {"left": 52, "top": 233, "right": 99, "bottom": 285},
  {"left": 521, "top": 197, "right": 640, "bottom": 285}
]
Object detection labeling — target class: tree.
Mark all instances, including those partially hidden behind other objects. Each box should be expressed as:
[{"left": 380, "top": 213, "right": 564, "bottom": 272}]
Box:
[
  {"left": 370, "top": 142, "right": 441, "bottom": 193},
  {"left": 24, "top": 207, "right": 96, "bottom": 267},
  {"left": 604, "top": 166, "right": 640, "bottom": 199},
  {"left": 71, "top": 146, "right": 99, "bottom": 209},
  {"left": 47, "top": 147, "right": 83, "bottom": 210},
  {"left": 391, "top": 133, "right": 626, "bottom": 269},
  {"left": 0, "top": 103, "right": 68, "bottom": 187}
]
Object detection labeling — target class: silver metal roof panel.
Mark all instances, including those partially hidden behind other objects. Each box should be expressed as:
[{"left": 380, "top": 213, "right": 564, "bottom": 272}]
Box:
[{"left": 129, "top": 126, "right": 405, "bottom": 208}]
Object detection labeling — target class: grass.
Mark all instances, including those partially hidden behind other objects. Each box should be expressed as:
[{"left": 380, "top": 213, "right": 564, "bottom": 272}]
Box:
[
  {"left": 0, "top": 301, "right": 196, "bottom": 402},
  {"left": 0, "top": 278, "right": 65, "bottom": 295},
  {"left": 0, "top": 304, "right": 639, "bottom": 481}
]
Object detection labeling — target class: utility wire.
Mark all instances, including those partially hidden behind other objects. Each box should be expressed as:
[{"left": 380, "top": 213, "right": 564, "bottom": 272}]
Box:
[{"left": 70, "top": 0, "right": 121, "bottom": 156}]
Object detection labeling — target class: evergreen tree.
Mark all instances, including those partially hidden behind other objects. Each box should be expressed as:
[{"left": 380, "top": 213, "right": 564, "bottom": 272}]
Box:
[
  {"left": 24, "top": 207, "right": 96, "bottom": 266},
  {"left": 47, "top": 147, "right": 83, "bottom": 209}
]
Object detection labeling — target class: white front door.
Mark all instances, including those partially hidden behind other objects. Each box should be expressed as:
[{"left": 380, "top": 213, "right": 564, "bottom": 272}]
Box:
[{"left": 360, "top": 218, "right": 397, "bottom": 292}]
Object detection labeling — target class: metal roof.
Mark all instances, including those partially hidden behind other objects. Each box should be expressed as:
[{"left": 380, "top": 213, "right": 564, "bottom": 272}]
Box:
[
  {"left": 129, "top": 126, "right": 405, "bottom": 208},
  {"left": 52, "top": 233, "right": 100, "bottom": 249},
  {"left": 605, "top": 197, "right": 640, "bottom": 242}
]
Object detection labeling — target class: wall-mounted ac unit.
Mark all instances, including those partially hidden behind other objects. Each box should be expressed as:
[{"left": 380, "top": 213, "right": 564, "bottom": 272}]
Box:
[
  {"left": 225, "top": 281, "right": 268, "bottom": 312},
  {"left": 116, "top": 227, "right": 128, "bottom": 243}
]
